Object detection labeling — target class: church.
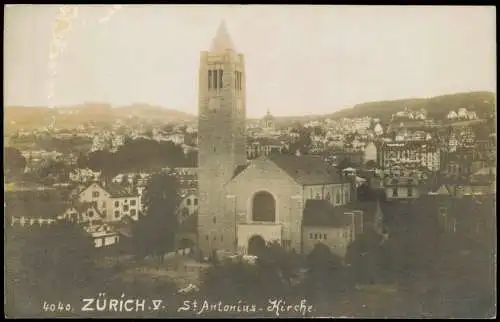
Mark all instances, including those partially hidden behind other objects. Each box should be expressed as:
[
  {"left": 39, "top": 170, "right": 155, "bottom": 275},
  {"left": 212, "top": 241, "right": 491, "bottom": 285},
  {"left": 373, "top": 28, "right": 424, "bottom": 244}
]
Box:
[{"left": 197, "top": 21, "right": 363, "bottom": 258}]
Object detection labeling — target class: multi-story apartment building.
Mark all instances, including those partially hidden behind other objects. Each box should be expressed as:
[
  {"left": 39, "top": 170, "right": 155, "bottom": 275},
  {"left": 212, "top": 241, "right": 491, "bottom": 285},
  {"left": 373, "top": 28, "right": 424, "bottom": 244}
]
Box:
[{"left": 379, "top": 141, "right": 441, "bottom": 171}]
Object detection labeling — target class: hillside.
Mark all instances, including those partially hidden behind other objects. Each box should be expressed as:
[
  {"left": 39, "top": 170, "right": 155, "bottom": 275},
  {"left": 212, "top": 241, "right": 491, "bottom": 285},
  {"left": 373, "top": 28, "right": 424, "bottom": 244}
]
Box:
[
  {"left": 4, "top": 103, "right": 195, "bottom": 133},
  {"left": 327, "top": 91, "right": 496, "bottom": 121}
]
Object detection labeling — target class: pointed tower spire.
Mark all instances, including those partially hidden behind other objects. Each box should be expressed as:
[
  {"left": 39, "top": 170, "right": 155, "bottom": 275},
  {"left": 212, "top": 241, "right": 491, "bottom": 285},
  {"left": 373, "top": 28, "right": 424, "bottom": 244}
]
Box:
[{"left": 210, "top": 20, "right": 236, "bottom": 52}]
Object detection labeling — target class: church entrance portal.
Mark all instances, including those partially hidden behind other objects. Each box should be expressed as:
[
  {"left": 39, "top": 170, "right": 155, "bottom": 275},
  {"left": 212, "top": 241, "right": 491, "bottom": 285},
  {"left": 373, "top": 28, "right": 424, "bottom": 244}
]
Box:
[{"left": 247, "top": 235, "right": 266, "bottom": 256}]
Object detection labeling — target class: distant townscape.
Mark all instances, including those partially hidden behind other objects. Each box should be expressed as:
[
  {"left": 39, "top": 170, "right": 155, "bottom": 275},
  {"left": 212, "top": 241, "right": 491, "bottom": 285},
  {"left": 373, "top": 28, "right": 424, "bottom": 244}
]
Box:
[{"left": 5, "top": 21, "right": 496, "bottom": 319}]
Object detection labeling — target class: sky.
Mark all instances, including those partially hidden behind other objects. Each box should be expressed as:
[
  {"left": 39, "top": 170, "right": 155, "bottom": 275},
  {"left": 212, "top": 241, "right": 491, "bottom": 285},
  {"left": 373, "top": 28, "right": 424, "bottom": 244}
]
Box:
[{"left": 4, "top": 5, "right": 496, "bottom": 118}]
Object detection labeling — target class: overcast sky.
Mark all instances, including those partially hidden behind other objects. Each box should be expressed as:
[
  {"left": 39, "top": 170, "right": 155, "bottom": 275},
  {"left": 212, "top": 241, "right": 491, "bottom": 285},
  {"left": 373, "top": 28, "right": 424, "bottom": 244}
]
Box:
[{"left": 4, "top": 5, "right": 496, "bottom": 117}]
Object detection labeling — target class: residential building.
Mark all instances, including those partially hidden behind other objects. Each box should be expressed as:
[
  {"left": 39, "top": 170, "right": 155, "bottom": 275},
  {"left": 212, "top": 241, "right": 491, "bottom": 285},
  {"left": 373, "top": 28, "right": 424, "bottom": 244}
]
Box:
[
  {"left": 76, "top": 182, "right": 141, "bottom": 222},
  {"left": 383, "top": 176, "right": 420, "bottom": 201}
]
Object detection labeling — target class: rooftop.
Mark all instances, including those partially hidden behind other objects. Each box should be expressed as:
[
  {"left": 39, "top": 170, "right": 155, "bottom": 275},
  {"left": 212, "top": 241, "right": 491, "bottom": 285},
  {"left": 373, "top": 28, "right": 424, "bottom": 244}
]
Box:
[
  {"left": 269, "top": 155, "right": 344, "bottom": 185},
  {"left": 302, "top": 200, "right": 351, "bottom": 228}
]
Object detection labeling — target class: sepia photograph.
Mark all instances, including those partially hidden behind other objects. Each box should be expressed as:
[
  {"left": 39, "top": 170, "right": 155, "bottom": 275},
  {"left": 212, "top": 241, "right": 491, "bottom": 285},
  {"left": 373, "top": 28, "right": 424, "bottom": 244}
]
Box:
[{"left": 3, "top": 4, "right": 496, "bottom": 318}]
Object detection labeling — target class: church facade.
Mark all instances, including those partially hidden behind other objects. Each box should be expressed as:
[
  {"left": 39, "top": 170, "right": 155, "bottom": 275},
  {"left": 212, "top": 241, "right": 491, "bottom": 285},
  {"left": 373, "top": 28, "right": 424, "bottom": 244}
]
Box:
[{"left": 197, "top": 22, "right": 356, "bottom": 258}]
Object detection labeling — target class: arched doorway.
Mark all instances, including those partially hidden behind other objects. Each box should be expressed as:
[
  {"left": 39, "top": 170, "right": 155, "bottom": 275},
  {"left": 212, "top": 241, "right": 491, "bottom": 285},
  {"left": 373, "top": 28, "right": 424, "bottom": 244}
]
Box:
[
  {"left": 248, "top": 235, "right": 266, "bottom": 256},
  {"left": 252, "top": 191, "right": 276, "bottom": 222}
]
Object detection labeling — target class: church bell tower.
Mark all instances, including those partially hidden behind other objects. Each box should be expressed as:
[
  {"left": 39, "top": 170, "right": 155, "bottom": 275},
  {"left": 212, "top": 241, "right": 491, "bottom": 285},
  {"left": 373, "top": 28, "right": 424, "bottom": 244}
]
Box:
[{"left": 197, "top": 20, "right": 247, "bottom": 257}]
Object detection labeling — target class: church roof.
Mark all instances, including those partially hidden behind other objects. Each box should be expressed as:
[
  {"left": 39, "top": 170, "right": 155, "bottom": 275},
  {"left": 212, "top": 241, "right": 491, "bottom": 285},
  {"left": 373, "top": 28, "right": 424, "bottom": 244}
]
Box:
[
  {"left": 268, "top": 155, "right": 343, "bottom": 185},
  {"left": 210, "top": 20, "right": 236, "bottom": 52},
  {"left": 232, "top": 163, "right": 250, "bottom": 180}
]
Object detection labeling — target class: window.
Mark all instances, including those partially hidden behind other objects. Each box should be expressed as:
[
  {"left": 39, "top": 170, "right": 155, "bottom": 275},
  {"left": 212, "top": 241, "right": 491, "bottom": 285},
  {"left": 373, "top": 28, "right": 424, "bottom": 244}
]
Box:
[
  {"left": 187, "top": 199, "right": 191, "bottom": 206},
  {"left": 314, "top": 233, "right": 318, "bottom": 239},
  {"left": 130, "top": 200, "right": 136, "bottom": 206},
  {"left": 213, "top": 217, "right": 216, "bottom": 224},
  {"left": 206, "top": 235, "right": 209, "bottom": 241},
  {"left": 213, "top": 146, "right": 216, "bottom": 153},
  {"left": 101, "top": 201, "right": 106, "bottom": 208},
  {"left": 392, "top": 188, "right": 398, "bottom": 197},
  {"left": 323, "top": 234, "right": 327, "bottom": 240},
  {"left": 326, "top": 192, "right": 331, "bottom": 201},
  {"left": 114, "top": 211, "right": 120, "bottom": 218},
  {"left": 92, "top": 191, "right": 100, "bottom": 198},
  {"left": 124, "top": 199, "right": 128, "bottom": 203},
  {"left": 219, "top": 69, "right": 223, "bottom": 88},
  {"left": 115, "top": 201, "right": 119, "bottom": 207},
  {"left": 123, "top": 205, "right": 129, "bottom": 212},
  {"left": 336, "top": 190, "right": 342, "bottom": 204},
  {"left": 130, "top": 209, "right": 137, "bottom": 216},
  {"left": 208, "top": 70, "right": 212, "bottom": 89},
  {"left": 88, "top": 211, "right": 94, "bottom": 218},
  {"left": 194, "top": 198, "right": 198, "bottom": 206},
  {"left": 213, "top": 69, "right": 218, "bottom": 89},
  {"left": 408, "top": 187, "right": 413, "bottom": 197},
  {"left": 309, "top": 233, "right": 313, "bottom": 239}
]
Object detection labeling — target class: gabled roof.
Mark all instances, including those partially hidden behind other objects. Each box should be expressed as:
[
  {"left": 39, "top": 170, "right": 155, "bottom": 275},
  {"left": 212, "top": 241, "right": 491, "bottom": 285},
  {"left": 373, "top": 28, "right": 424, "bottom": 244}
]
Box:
[
  {"left": 232, "top": 163, "right": 250, "bottom": 180},
  {"left": 268, "top": 155, "right": 343, "bottom": 185},
  {"left": 302, "top": 200, "right": 352, "bottom": 228},
  {"left": 210, "top": 20, "right": 236, "bottom": 52},
  {"left": 79, "top": 181, "right": 138, "bottom": 198},
  {"left": 105, "top": 183, "right": 139, "bottom": 198}
]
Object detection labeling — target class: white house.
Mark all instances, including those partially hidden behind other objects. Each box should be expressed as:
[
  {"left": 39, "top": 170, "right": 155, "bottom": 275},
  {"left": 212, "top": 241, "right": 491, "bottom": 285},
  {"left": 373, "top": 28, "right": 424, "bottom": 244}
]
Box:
[
  {"left": 76, "top": 182, "right": 141, "bottom": 222},
  {"left": 447, "top": 110, "right": 458, "bottom": 120},
  {"left": 373, "top": 123, "right": 384, "bottom": 136}
]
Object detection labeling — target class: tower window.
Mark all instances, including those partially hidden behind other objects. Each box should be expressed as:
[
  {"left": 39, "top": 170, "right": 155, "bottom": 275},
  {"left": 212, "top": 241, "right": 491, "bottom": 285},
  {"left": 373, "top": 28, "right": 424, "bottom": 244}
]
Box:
[
  {"left": 219, "top": 69, "right": 223, "bottom": 89},
  {"left": 208, "top": 70, "right": 212, "bottom": 90},
  {"left": 213, "top": 69, "right": 218, "bottom": 89}
]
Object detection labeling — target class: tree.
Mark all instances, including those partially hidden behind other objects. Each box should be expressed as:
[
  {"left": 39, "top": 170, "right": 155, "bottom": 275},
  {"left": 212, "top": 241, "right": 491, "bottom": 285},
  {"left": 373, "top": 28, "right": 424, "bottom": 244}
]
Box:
[
  {"left": 345, "top": 229, "right": 384, "bottom": 284},
  {"left": 4, "top": 147, "right": 26, "bottom": 178},
  {"left": 36, "top": 159, "right": 72, "bottom": 183},
  {"left": 256, "top": 241, "right": 300, "bottom": 287},
  {"left": 86, "top": 150, "right": 116, "bottom": 180},
  {"left": 133, "top": 172, "right": 181, "bottom": 265},
  {"left": 200, "top": 245, "right": 295, "bottom": 305},
  {"left": 302, "top": 243, "right": 347, "bottom": 297},
  {"left": 76, "top": 152, "right": 89, "bottom": 169},
  {"left": 9, "top": 221, "right": 95, "bottom": 292}
]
